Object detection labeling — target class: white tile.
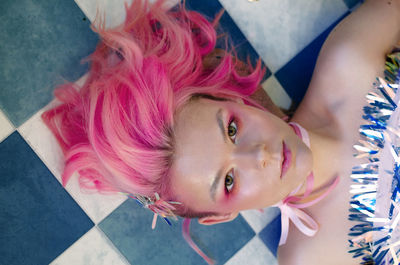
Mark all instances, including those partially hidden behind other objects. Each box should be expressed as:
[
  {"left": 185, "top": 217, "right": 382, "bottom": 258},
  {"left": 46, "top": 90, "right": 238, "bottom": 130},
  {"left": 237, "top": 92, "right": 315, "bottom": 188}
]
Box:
[
  {"left": 224, "top": 236, "right": 277, "bottom": 265},
  {"left": 240, "top": 207, "right": 280, "bottom": 234},
  {"left": 261, "top": 75, "right": 292, "bottom": 110},
  {"left": 50, "top": 227, "right": 129, "bottom": 265},
  {"left": 0, "top": 109, "right": 15, "bottom": 143},
  {"left": 19, "top": 98, "right": 126, "bottom": 224},
  {"left": 74, "top": 0, "right": 179, "bottom": 28},
  {"left": 75, "top": 72, "right": 89, "bottom": 87},
  {"left": 74, "top": 0, "right": 131, "bottom": 28},
  {"left": 18, "top": 101, "right": 65, "bottom": 179},
  {"left": 219, "top": 0, "right": 348, "bottom": 72}
]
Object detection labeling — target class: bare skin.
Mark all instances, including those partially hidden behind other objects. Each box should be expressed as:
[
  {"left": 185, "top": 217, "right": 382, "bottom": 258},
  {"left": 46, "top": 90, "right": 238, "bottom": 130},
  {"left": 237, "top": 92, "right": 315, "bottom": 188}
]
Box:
[
  {"left": 278, "top": 1, "right": 400, "bottom": 264},
  {"left": 170, "top": 1, "right": 400, "bottom": 264}
]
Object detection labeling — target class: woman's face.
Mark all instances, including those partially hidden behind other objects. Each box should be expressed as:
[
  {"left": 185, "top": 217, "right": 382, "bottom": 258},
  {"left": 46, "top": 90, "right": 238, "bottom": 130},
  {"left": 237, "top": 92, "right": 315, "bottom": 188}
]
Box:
[{"left": 170, "top": 97, "right": 312, "bottom": 216}]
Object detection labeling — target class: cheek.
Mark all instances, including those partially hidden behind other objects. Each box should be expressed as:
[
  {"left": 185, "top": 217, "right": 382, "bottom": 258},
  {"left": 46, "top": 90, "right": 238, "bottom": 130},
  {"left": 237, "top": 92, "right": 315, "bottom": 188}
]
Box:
[
  {"left": 233, "top": 174, "right": 281, "bottom": 209},
  {"left": 169, "top": 172, "right": 203, "bottom": 207}
]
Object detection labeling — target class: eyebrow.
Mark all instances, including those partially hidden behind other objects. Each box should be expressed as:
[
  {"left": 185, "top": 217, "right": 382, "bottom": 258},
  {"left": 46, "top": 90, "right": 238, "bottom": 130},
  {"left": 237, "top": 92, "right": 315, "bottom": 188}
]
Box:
[
  {"left": 210, "top": 108, "right": 227, "bottom": 202},
  {"left": 216, "top": 108, "right": 227, "bottom": 143}
]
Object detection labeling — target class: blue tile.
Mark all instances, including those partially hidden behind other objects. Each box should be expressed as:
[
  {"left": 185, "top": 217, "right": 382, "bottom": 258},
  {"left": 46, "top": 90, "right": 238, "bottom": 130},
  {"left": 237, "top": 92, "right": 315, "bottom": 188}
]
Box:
[
  {"left": 0, "top": 0, "right": 98, "bottom": 126},
  {"left": 186, "top": 0, "right": 271, "bottom": 81},
  {"left": 343, "top": 0, "right": 363, "bottom": 9},
  {"left": 0, "top": 132, "right": 94, "bottom": 265},
  {"left": 275, "top": 12, "right": 351, "bottom": 105},
  {"left": 99, "top": 199, "right": 255, "bottom": 265},
  {"left": 258, "top": 214, "right": 281, "bottom": 257}
]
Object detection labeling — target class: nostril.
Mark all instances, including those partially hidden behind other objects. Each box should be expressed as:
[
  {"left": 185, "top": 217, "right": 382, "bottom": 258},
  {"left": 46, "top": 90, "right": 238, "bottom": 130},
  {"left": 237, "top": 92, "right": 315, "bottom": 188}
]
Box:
[
  {"left": 256, "top": 144, "right": 268, "bottom": 169},
  {"left": 262, "top": 160, "right": 266, "bottom": 169}
]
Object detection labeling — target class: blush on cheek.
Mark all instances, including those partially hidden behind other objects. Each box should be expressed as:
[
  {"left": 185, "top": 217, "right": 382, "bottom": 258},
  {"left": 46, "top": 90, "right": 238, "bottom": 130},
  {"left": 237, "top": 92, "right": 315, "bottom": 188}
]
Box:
[
  {"left": 221, "top": 185, "right": 238, "bottom": 205},
  {"left": 223, "top": 189, "right": 234, "bottom": 202}
]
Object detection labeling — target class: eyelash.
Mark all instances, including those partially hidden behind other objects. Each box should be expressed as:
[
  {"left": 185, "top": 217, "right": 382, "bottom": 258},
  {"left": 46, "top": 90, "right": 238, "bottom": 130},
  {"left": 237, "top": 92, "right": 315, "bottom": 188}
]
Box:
[
  {"left": 225, "top": 116, "right": 238, "bottom": 194},
  {"left": 227, "top": 117, "right": 238, "bottom": 143},
  {"left": 225, "top": 170, "right": 235, "bottom": 194}
]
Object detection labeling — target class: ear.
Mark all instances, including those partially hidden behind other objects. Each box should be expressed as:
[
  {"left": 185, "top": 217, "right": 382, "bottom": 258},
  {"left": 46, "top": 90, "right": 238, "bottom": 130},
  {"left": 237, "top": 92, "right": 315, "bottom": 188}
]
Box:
[{"left": 198, "top": 212, "right": 239, "bottom": 226}]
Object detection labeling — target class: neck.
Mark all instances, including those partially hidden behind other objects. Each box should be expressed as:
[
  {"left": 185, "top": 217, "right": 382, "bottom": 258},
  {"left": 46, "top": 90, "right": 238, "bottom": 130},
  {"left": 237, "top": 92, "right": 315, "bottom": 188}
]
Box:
[
  {"left": 309, "top": 130, "right": 340, "bottom": 188},
  {"left": 292, "top": 127, "right": 341, "bottom": 197}
]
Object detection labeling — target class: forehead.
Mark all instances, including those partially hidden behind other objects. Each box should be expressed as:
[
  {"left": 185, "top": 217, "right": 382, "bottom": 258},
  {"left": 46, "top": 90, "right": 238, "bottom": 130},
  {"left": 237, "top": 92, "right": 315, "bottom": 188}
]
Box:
[
  {"left": 170, "top": 98, "right": 227, "bottom": 209},
  {"left": 174, "top": 98, "right": 224, "bottom": 144}
]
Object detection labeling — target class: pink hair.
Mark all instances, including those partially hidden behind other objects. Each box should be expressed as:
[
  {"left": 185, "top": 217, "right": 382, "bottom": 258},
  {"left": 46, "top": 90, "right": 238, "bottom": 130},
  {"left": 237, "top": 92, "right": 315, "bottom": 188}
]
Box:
[{"left": 42, "top": 0, "right": 264, "bottom": 263}]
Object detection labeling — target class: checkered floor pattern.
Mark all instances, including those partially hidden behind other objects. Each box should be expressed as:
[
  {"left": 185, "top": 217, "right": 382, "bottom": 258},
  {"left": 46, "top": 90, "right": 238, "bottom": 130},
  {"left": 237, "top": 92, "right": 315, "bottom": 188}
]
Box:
[{"left": 0, "top": 0, "right": 361, "bottom": 264}]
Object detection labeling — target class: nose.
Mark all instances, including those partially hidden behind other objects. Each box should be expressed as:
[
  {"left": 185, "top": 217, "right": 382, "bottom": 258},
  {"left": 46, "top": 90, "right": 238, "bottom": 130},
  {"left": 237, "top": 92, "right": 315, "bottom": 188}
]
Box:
[{"left": 233, "top": 143, "right": 268, "bottom": 169}]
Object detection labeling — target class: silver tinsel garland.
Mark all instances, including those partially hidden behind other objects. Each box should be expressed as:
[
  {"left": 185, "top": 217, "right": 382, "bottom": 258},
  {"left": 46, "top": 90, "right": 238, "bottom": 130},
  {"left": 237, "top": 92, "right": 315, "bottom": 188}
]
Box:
[{"left": 349, "top": 52, "right": 400, "bottom": 265}]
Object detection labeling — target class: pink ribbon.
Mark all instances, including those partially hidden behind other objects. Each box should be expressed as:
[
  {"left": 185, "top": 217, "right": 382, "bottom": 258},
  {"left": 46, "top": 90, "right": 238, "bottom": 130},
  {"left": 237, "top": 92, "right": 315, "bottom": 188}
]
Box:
[
  {"left": 274, "top": 173, "right": 340, "bottom": 245},
  {"left": 275, "top": 123, "right": 340, "bottom": 245}
]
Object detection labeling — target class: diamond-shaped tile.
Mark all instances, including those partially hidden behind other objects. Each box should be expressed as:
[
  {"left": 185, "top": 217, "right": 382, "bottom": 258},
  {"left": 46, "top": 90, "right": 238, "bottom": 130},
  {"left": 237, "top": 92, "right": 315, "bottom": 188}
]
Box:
[
  {"left": 225, "top": 236, "right": 277, "bottom": 265},
  {"left": 219, "top": 0, "right": 348, "bottom": 73},
  {"left": 99, "top": 199, "right": 255, "bottom": 265},
  {"left": 0, "top": 0, "right": 98, "bottom": 126},
  {"left": 50, "top": 227, "right": 128, "bottom": 265},
  {"left": 74, "top": 0, "right": 179, "bottom": 28},
  {"left": 261, "top": 76, "right": 292, "bottom": 111},
  {"left": 240, "top": 207, "right": 281, "bottom": 234},
  {"left": 0, "top": 132, "right": 93, "bottom": 265},
  {"left": 19, "top": 103, "right": 127, "bottom": 224},
  {"left": 0, "top": 109, "right": 14, "bottom": 143},
  {"left": 259, "top": 214, "right": 281, "bottom": 257}
]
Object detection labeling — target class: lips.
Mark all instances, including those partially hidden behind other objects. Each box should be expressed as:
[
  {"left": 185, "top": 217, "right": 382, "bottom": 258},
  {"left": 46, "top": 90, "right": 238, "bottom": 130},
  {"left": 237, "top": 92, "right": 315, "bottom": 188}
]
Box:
[{"left": 280, "top": 141, "right": 292, "bottom": 179}]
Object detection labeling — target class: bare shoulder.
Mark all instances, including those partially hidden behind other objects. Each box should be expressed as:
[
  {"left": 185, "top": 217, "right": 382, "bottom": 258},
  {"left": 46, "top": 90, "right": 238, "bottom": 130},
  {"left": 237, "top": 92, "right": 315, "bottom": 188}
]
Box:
[{"left": 292, "top": 0, "right": 400, "bottom": 137}]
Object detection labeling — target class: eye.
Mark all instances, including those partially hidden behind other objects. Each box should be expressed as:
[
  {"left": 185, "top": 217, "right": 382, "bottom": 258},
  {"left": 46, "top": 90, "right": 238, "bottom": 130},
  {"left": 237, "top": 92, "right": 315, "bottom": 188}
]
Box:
[
  {"left": 225, "top": 170, "right": 234, "bottom": 193},
  {"left": 227, "top": 118, "right": 238, "bottom": 142}
]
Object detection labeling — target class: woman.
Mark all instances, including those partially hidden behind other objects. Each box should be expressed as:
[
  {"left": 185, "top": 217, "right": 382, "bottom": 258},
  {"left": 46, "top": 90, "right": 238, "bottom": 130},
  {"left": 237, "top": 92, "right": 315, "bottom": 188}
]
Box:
[{"left": 43, "top": 0, "right": 400, "bottom": 264}]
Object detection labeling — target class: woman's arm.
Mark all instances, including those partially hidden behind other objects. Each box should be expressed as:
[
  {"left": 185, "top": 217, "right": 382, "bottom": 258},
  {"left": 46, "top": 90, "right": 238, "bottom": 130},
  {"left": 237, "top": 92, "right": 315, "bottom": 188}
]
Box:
[
  {"left": 292, "top": 0, "right": 400, "bottom": 133},
  {"left": 321, "top": 0, "right": 400, "bottom": 66}
]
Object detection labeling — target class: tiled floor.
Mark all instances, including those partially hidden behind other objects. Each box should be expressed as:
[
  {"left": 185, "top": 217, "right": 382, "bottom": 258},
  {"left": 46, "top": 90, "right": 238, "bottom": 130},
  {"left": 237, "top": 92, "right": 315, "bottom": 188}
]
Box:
[{"left": 0, "top": 0, "right": 361, "bottom": 264}]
